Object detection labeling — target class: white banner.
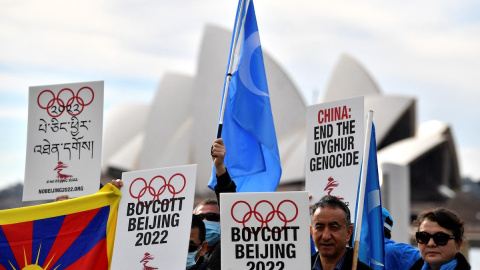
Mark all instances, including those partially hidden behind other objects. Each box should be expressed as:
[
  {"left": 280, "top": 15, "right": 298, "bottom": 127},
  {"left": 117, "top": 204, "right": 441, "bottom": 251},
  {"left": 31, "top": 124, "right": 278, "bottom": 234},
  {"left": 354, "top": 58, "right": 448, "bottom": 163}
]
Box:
[
  {"left": 23, "top": 81, "right": 104, "bottom": 201},
  {"left": 111, "top": 164, "right": 197, "bottom": 269},
  {"left": 220, "top": 192, "right": 311, "bottom": 270},
  {"left": 305, "top": 96, "right": 364, "bottom": 213}
]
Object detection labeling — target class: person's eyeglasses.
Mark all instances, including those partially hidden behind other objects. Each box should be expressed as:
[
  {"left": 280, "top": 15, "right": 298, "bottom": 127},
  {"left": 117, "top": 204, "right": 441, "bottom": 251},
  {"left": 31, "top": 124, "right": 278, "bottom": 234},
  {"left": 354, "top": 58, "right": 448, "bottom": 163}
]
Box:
[
  {"left": 195, "top": 213, "right": 220, "bottom": 222},
  {"left": 189, "top": 242, "right": 202, "bottom": 252},
  {"left": 415, "top": 231, "right": 456, "bottom": 246}
]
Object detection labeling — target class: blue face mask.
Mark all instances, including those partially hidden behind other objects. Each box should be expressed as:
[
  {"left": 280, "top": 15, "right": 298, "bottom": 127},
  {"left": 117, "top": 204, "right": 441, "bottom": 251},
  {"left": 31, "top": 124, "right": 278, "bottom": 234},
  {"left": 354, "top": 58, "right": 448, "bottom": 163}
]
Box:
[
  {"left": 204, "top": 220, "right": 221, "bottom": 246},
  {"left": 186, "top": 250, "right": 198, "bottom": 270}
]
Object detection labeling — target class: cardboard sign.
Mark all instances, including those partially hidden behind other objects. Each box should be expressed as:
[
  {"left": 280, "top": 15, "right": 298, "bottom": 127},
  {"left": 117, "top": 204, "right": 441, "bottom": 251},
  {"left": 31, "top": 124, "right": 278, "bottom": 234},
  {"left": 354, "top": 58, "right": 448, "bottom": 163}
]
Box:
[
  {"left": 111, "top": 165, "right": 197, "bottom": 269},
  {"left": 23, "top": 81, "right": 104, "bottom": 201},
  {"left": 305, "top": 96, "right": 364, "bottom": 212},
  {"left": 220, "top": 192, "right": 311, "bottom": 270}
]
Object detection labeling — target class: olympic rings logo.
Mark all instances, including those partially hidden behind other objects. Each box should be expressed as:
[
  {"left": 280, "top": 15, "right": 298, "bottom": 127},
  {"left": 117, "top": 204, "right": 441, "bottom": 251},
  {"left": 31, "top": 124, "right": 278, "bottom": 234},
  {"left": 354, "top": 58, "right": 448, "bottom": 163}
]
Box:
[
  {"left": 37, "top": 87, "right": 95, "bottom": 117},
  {"left": 129, "top": 174, "right": 186, "bottom": 205},
  {"left": 231, "top": 200, "right": 298, "bottom": 230}
]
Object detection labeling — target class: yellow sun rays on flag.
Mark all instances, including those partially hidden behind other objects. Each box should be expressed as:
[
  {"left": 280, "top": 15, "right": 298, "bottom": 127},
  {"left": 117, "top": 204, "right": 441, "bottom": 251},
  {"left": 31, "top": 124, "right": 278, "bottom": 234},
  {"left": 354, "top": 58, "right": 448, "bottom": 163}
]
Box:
[{"left": 8, "top": 245, "right": 60, "bottom": 270}]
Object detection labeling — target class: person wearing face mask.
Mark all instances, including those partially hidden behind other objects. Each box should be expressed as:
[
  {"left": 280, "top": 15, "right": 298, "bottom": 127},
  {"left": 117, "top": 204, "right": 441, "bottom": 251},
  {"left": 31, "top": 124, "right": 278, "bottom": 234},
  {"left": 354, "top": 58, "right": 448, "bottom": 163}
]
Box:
[
  {"left": 194, "top": 199, "right": 221, "bottom": 268},
  {"left": 187, "top": 214, "right": 211, "bottom": 270},
  {"left": 409, "top": 208, "right": 471, "bottom": 270},
  {"left": 195, "top": 199, "right": 221, "bottom": 245},
  {"left": 192, "top": 138, "right": 237, "bottom": 270}
]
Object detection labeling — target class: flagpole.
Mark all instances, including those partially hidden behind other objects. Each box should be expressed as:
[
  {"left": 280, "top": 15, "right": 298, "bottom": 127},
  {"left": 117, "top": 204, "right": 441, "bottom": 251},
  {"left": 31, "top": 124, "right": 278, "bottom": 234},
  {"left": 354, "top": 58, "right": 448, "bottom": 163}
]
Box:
[
  {"left": 217, "top": 0, "right": 247, "bottom": 138},
  {"left": 352, "top": 110, "right": 374, "bottom": 270}
]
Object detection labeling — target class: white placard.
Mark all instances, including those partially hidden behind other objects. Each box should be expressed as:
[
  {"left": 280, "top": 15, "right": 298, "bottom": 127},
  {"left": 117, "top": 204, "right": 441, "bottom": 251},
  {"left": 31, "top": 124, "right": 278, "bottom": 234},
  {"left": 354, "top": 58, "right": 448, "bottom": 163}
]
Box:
[
  {"left": 305, "top": 96, "right": 364, "bottom": 213},
  {"left": 220, "top": 192, "right": 311, "bottom": 270},
  {"left": 111, "top": 164, "right": 197, "bottom": 270},
  {"left": 23, "top": 81, "right": 104, "bottom": 201}
]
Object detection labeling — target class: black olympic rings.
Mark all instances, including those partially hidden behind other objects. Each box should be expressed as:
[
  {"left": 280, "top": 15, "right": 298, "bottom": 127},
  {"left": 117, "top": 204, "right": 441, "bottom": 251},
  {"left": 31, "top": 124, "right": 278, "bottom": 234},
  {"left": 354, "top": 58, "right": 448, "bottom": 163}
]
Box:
[
  {"left": 37, "top": 87, "right": 95, "bottom": 117},
  {"left": 129, "top": 173, "right": 186, "bottom": 204},
  {"left": 231, "top": 200, "right": 298, "bottom": 230}
]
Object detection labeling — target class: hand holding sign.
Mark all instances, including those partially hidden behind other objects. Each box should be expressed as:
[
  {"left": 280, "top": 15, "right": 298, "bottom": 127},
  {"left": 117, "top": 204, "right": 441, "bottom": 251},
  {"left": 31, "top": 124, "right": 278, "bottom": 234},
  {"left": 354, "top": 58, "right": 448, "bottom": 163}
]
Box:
[{"left": 111, "top": 165, "right": 197, "bottom": 270}]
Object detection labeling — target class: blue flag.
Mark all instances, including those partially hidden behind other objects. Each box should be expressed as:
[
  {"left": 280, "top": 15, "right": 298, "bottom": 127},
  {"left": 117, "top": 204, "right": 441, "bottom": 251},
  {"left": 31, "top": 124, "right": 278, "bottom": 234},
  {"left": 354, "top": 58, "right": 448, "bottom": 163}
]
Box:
[
  {"left": 354, "top": 123, "right": 385, "bottom": 269},
  {"left": 208, "top": 0, "right": 282, "bottom": 192}
]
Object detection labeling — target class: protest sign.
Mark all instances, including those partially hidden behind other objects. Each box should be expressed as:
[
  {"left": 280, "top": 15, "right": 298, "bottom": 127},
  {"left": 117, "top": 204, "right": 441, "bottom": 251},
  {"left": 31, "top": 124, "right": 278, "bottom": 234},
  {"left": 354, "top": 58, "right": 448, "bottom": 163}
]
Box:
[
  {"left": 220, "top": 191, "right": 311, "bottom": 270},
  {"left": 305, "top": 96, "right": 364, "bottom": 212},
  {"left": 23, "top": 81, "right": 104, "bottom": 201},
  {"left": 111, "top": 164, "right": 197, "bottom": 269}
]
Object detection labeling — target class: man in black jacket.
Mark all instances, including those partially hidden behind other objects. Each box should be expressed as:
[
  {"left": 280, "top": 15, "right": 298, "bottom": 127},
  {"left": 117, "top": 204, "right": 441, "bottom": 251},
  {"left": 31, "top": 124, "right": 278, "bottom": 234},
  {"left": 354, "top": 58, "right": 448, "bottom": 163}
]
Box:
[
  {"left": 310, "top": 195, "right": 372, "bottom": 270},
  {"left": 193, "top": 138, "right": 236, "bottom": 270}
]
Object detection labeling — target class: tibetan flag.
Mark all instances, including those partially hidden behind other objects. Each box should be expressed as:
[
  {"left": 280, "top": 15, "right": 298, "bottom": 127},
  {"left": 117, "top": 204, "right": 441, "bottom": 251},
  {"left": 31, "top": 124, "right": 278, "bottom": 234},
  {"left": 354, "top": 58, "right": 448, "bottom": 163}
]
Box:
[
  {"left": 353, "top": 123, "right": 385, "bottom": 269},
  {"left": 0, "top": 184, "right": 121, "bottom": 270},
  {"left": 208, "top": 0, "right": 282, "bottom": 192}
]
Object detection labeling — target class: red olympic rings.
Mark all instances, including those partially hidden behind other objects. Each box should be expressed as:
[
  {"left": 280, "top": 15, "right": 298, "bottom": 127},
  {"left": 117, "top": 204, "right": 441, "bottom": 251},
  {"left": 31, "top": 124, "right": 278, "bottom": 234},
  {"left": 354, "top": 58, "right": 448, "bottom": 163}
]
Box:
[
  {"left": 129, "top": 173, "right": 186, "bottom": 205},
  {"left": 231, "top": 200, "right": 298, "bottom": 230},
  {"left": 37, "top": 87, "right": 95, "bottom": 117}
]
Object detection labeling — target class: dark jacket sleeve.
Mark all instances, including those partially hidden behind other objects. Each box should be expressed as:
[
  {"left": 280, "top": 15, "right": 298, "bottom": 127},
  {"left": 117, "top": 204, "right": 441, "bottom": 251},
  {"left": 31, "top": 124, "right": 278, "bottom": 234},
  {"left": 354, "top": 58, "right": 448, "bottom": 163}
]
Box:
[
  {"left": 342, "top": 248, "right": 373, "bottom": 270},
  {"left": 206, "top": 243, "right": 221, "bottom": 270},
  {"left": 409, "top": 252, "right": 471, "bottom": 270},
  {"left": 409, "top": 256, "right": 424, "bottom": 270},
  {"left": 213, "top": 168, "right": 236, "bottom": 209},
  {"left": 311, "top": 249, "right": 373, "bottom": 270}
]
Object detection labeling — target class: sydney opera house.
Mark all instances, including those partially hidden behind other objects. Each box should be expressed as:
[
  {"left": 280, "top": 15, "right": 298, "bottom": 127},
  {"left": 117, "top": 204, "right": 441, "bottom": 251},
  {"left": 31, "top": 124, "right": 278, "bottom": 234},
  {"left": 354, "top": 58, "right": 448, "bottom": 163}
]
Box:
[{"left": 100, "top": 25, "right": 461, "bottom": 243}]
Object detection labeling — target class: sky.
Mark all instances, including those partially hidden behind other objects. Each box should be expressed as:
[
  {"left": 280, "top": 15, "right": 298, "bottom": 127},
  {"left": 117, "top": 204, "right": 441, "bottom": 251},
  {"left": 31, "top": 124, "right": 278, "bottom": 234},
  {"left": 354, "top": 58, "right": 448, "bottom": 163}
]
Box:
[{"left": 1, "top": 0, "right": 479, "bottom": 190}]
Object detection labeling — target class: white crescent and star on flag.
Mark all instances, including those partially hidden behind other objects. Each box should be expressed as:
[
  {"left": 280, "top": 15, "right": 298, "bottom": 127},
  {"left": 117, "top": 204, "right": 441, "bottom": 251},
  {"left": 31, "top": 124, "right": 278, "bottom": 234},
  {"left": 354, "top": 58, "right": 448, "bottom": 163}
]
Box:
[{"left": 238, "top": 31, "right": 269, "bottom": 98}]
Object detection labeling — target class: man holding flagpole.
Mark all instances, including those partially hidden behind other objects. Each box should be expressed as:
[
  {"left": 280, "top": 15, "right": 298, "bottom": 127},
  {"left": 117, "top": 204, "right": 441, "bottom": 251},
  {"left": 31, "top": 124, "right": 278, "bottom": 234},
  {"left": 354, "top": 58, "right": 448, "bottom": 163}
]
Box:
[
  {"left": 208, "top": 0, "right": 282, "bottom": 193},
  {"left": 352, "top": 112, "right": 386, "bottom": 270},
  {"left": 311, "top": 195, "right": 373, "bottom": 270}
]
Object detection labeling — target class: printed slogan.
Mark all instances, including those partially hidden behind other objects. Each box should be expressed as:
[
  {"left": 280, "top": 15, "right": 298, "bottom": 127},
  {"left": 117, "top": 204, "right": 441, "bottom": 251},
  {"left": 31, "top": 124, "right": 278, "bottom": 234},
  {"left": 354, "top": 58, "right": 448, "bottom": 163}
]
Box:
[
  {"left": 305, "top": 97, "right": 364, "bottom": 212},
  {"left": 221, "top": 192, "right": 311, "bottom": 270},
  {"left": 111, "top": 165, "right": 197, "bottom": 270},
  {"left": 23, "top": 81, "right": 104, "bottom": 201},
  {"left": 309, "top": 106, "right": 359, "bottom": 171}
]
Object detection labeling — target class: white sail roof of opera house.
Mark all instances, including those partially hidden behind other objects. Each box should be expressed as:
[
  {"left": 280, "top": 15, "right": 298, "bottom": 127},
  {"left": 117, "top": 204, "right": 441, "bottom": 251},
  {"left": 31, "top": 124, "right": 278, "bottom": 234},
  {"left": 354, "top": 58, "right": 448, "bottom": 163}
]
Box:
[
  {"left": 318, "top": 54, "right": 416, "bottom": 149},
  {"left": 101, "top": 25, "right": 306, "bottom": 195},
  {"left": 377, "top": 120, "right": 460, "bottom": 200},
  {"left": 378, "top": 120, "right": 456, "bottom": 166},
  {"left": 101, "top": 24, "right": 460, "bottom": 197},
  {"left": 319, "top": 54, "right": 460, "bottom": 199}
]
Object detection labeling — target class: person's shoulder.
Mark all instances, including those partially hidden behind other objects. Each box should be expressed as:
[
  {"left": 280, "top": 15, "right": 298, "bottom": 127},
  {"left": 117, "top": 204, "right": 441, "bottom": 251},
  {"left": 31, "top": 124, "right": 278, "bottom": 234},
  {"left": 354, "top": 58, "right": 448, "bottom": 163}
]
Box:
[
  {"left": 385, "top": 240, "right": 418, "bottom": 252},
  {"left": 196, "top": 259, "right": 211, "bottom": 270},
  {"left": 356, "top": 260, "right": 373, "bottom": 270},
  {"left": 343, "top": 248, "right": 373, "bottom": 270},
  {"left": 408, "top": 257, "right": 424, "bottom": 270},
  {"left": 207, "top": 243, "right": 221, "bottom": 270},
  {"left": 311, "top": 251, "right": 319, "bottom": 263},
  {"left": 455, "top": 252, "right": 471, "bottom": 270}
]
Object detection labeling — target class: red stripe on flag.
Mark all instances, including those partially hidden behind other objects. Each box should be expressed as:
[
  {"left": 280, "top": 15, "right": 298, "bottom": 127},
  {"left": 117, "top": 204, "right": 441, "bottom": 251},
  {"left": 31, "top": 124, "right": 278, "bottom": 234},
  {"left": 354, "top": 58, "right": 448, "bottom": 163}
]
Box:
[
  {"left": 2, "top": 221, "right": 33, "bottom": 268},
  {"left": 43, "top": 207, "right": 101, "bottom": 268},
  {"left": 64, "top": 238, "right": 108, "bottom": 270}
]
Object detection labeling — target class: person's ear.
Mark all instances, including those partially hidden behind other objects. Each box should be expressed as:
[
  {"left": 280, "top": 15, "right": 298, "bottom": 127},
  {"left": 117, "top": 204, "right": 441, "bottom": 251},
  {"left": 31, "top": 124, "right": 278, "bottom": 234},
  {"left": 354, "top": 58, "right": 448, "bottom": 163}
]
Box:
[
  {"left": 347, "top": 224, "right": 354, "bottom": 241},
  {"left": 455, "top": 238, "right": 463, "bottom": 252}
]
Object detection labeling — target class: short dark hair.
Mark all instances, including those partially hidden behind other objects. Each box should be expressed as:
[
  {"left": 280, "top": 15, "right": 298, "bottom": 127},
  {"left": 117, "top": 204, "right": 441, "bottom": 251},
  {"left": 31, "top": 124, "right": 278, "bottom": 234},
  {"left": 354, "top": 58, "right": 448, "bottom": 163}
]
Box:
[
  {"left": 191, "top": 214, "right": 206, "bottom": 243},
  {"left": 414, "top": 207, "right": 464, "bottom": 242},
  {"left": 311, "top": 195, "right": 351, "bottom": 227},
  {"left": 194, "top": 198, "right": 218, "bottom": 213}
]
